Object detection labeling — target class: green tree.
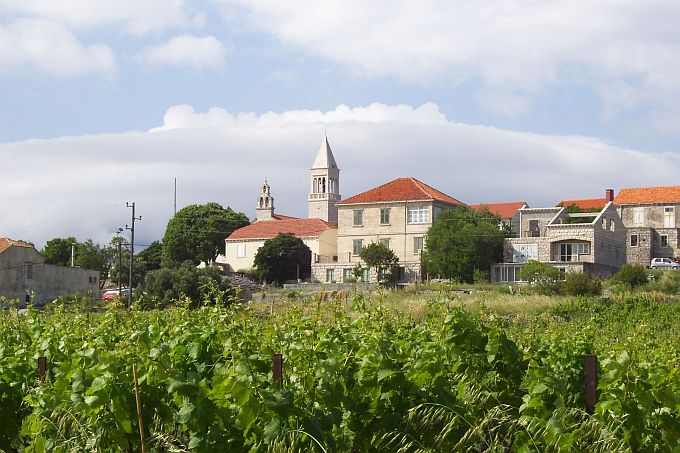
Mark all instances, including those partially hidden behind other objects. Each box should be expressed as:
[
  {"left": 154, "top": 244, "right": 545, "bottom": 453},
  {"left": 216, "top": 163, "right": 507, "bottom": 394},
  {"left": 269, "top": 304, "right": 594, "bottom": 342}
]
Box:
[
  {"left": 253, "top": 233, "right": 311, "bottom": 285},
  {"left": 76, "top": 239, "right": 115, "bottom": 290},
  {"left": 360, "top": 242, "right": 399, "bottom": 282},
  {"left": 422, "top": 205, "right": 505, "bottom": 283},
  {"left": 41, "top": 237, "right": 77, "bottom": 265},
  {"left": 162, "top": 203, "right": 249, "bottom": 267},
  {"left": 143, "top": 262, "right": 235, "bottom": 308}
]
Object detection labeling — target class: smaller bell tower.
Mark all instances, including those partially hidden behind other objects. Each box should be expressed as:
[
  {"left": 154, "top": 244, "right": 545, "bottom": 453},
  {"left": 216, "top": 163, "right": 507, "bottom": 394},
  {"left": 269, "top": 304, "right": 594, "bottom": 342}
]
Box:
[{"left": 256, "top": 179, "right": 275, "bottom": 221}]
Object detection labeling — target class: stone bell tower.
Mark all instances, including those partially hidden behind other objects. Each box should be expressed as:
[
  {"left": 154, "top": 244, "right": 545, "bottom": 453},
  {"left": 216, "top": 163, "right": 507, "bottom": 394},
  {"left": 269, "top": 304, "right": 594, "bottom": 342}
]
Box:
[
  {"left": 308, "top": 135, "right": 340, "bottom": 224},
  {"left": 255, "top": 179, "right": 274, "bottom": 221}
]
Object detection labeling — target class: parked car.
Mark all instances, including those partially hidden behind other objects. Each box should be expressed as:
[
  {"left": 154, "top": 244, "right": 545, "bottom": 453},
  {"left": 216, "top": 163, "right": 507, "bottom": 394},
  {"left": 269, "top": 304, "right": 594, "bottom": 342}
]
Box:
[
  {"left": 649, "top": 258, "right": 680, "bottom": 269},
  {"left": 101, "top": 289, "right": 129, "bottom": 300}
]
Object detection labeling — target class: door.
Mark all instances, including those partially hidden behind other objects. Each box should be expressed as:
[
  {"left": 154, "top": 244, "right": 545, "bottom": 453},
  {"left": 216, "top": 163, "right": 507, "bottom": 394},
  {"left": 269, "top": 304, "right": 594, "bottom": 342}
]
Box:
[{"left": 664, "top": 206, "right": 675, "bottom": 228}]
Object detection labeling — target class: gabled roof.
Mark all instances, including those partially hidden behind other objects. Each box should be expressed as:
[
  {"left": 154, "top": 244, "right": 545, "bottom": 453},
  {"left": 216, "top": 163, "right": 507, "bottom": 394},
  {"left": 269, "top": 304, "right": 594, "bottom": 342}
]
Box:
[
  {"left": 615, "top": 186, "right": 680, "bottom": 205},
  {"left": 311, "top": 136, "right": 338, "bottom": 170},
  {"left": 469, "top": 201, "right": 526, "bottom": 219},
  {"left": 338, "top": 177, "right": 464, "bottom": 205},
  {"left": 0, "top": 238, "right": 33, "bottom": 254},
  {"left": 558, "top": 198, "right": 608, "bottom": 210},
  {"left": 228, "top": 218, "right": 336, "bottom": 241}
]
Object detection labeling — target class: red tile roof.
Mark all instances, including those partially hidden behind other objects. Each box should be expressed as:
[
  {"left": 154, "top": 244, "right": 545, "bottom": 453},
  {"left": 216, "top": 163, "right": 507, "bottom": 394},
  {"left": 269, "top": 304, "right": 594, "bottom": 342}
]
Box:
[
  {"left": 227, "top": 218, "right": 336, "bottom": 240},
  {"left": 558, "top": 198, "right": 608, "bottom": 210},
  {"left": 272, "top": 214, "right": 299, "bottom": 220},
  {"left": 0, "top": 238, "right": 33, "bottom": 254},
  {"left": 470, "top": 201, "right": 526, "bottom": 219},
  {"left": 615, "top": 186, "right": 680, "bottom": 204},
  {"left": 338, "top": 177, "right": 464, "bottom": 205}
]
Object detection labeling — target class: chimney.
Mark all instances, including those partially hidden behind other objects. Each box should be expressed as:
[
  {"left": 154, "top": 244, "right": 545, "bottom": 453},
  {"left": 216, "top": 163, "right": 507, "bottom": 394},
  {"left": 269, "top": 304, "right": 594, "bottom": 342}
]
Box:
[{"left": 605, "top": 188, "right": 614, "bottom": 202}]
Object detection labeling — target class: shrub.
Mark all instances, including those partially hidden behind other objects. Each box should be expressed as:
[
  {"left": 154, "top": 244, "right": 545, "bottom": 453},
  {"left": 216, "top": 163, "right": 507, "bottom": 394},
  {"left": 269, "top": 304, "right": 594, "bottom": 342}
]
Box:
[
  {"left": 561, "top": 272, "right": 602, "bottom": 296},
  {"left": 610, "top": 264, "right": 648, "bottom": 289},
  {"left": 518, "top": 260, "right": 562, "bottom": 295}
]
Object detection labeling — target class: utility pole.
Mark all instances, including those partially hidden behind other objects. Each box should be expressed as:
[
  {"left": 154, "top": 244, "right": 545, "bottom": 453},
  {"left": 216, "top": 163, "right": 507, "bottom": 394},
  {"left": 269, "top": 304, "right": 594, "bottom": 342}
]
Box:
[
  {"left": 126, "top": 202, "right": 142, "bottom": 308},
  {"left": 117, "top": 241, "right": 123, "bottom": 297}
]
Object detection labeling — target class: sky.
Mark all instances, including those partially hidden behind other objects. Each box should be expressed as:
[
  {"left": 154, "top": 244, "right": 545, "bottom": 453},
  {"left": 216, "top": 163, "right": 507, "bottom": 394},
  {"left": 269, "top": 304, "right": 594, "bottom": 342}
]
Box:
[{"left": 2, "top": 0, "right": 680, "bottom": 248}]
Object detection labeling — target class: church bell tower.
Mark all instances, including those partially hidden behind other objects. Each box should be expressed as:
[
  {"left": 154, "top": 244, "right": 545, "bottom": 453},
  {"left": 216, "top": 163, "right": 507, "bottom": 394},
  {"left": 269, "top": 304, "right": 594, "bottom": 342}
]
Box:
[
  {"left": 256, "top": 179, "right": 274, "bottom": 221},
  {"left": 308, "top": 135, "right": 340, "bottom": 224}
]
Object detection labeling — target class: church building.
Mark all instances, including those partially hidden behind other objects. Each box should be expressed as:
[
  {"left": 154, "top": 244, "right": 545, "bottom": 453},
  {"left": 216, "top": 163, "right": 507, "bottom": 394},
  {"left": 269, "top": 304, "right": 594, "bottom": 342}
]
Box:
[{"left": 220, "top": 137, "right": 340, "bottom": 274}]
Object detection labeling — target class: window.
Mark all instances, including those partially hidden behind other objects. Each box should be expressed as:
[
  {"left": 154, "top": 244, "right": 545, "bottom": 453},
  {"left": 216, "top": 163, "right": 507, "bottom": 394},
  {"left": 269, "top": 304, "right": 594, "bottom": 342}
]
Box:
[
  {"left": 664, "top": 206, "right": 676, "bottom": 228},
  {"left": 89, "top": 276, "right": 97, "bottom": 284},
  {"left": 236, "top": 243, "right": 246, "bottom": 258},
  {"left": 25, "top": 263, "right": 33, "bottom": 280},
  {"left": 414, "top": 237, "right": 424, "bottom": 253},
  {"left": 325, "top": 268, "right": 335, "bottom": 283},
  {"left": 433, "top": 206, "right": 444, "bottom": 221},
  {"left": 343, "top": 268, "right": 354, "bottom": 282},
  {"left": 361, "top": 268, "right": 370, "bottom": 282},
  {"left": 380, "top": 208, "right": 390, "bottom": 225},
  {"left": 379, "top": 238, "right": 390, "bottom": 249},
  {"left": 352, "top": 239, "right": 363, "bottom": 256},
  {"left": 602, "top": 218, "right": 607, "bottom": 229},
  {"left": 633, "top": 207, "right": 645, "bottom": 226},
  {"left": 555, "top": 242, "right": 590, "bottom": 262},
  {"left": 493, "top": 265, "right": 524, "bottom": 283},
  {"left": 353, "top": 209, "right": 363, "bottom": 226},
  {"left": 630, "top": 234, "right": 638, "bottom": 247},
  {"left": 407, "top": 206, "right": 429, "bottom": 223},
  {"left": 528, "top": 220, "right": 540, "bottom": 237},
  {"left": 661, "top": 235, "right": 669, "bottom": 247}
]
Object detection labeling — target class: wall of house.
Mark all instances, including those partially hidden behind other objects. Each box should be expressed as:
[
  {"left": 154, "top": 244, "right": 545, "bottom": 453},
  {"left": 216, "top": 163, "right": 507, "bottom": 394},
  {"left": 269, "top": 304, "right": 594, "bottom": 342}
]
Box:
[
  {"left": 0, "top": 246, "right": 99, "bottom": 306},
  {"left": 336, "top": 201, "right": 437, "bottom": 266},
  {"left": 224, "top": 234, "right": 334, "bottom": 272},
  {"left": 618, "top": 203, "right": 680, "bottom": 264},
  {"left": 517, "top": 208, "right": 562, "bottom": 239},
  {"left": 618, "top": 203, "right": 679, "bottom": 229}
]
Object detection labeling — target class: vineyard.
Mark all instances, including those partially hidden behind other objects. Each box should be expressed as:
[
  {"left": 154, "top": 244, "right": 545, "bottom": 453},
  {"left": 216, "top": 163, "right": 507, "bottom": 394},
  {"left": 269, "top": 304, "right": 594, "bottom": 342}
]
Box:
[{"left": 1, "top": 290, "right": 679, "bottom": 452}]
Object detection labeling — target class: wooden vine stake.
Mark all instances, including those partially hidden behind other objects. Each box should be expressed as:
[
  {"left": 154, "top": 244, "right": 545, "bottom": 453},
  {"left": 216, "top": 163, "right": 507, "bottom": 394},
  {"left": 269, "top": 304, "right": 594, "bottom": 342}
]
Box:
[
  {"left": 272, "top": 353, "right": 283, "bottom": 384},
  {"left": 584, "top": 354, "right": 598, "bottom": 415},
  {"left": 132, "top": 363, "right": 147, "bottom": 453},
  {"left": 37, "top": 356, "right": 47, "bottom": 382}
]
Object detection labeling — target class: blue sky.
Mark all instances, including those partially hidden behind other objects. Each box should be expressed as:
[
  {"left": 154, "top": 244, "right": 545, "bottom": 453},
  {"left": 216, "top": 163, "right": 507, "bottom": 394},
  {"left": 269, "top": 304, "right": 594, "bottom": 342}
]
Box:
[{"left": 2, "top": 1, "right": 680, "bottom": 247}]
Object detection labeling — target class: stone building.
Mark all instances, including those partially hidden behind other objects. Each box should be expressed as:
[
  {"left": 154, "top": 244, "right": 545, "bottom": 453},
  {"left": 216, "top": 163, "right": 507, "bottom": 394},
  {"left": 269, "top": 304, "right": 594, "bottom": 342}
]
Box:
[
  {"left": 311, "top": 177, "right": 465, "bottom": 283},
  {"left": 491, "top": 202, "right": 627, "bottom": 283},
  {"left": 220, "top": 137, "right": 339, "bottom": 273},
  {"left": 0, "top": 238, "right": 99, "bottom": 306},
  {"left": 614, "top": 185, "right": 680, "bottom": 265}
]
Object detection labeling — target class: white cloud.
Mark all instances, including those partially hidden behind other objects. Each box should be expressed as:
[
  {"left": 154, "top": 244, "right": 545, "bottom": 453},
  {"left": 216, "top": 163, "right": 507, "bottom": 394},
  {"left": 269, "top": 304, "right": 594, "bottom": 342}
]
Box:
[
  {"left": 0, "top": 19, "right": 116, "bottom": 77},
  {"left": 0, "top": 0, "right": 197, "bottom": 35},
  {"left": 2, "top": 102, "right": 679, "bottom": 248},
  {"left": 219, "top": 0, "right": 680, "bottom": 120},
  {"left": 136, "top": 34, "right": 228, "bottom": 69}
]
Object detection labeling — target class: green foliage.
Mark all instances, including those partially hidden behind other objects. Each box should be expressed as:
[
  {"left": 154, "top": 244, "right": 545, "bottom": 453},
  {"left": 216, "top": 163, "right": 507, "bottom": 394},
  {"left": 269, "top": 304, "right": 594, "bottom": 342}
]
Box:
[
  {"left": 561, "top": 272, "right": 602, "bottom": 296},
  {"left": 611, "top": 263, "right": 649, "bottom": 289},
  {"left": 518, "top": 260, "right": 563, "bottom": 294},
  {"left": 1, "top": 291, "right": 680, "bottom": 451},
  {"left": 161, "top": 203, "right": 249, "bottom": 267},
  {"left": 41, "top": 236, "right": 77, "bottom": 265},
  {"left": 359, "top": 242, "right": 398, "bottom": 279},
  {"left": 253, "top": 233, "right": 311, "bottom": 285},
  {"left": 422, "top": 205, "right": 505, "bottom": 282},
  {"left": 143, "top": 262, "right": 236, "bottom": 308}
]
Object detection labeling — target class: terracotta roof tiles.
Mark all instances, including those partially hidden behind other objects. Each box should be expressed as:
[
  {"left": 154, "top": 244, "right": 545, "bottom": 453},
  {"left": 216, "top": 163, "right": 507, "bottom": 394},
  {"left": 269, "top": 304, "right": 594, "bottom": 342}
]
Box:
[
  {"left": 0, "top": 238, "right": 33, "bottom": 254},
  {"left": 338, "top": 177, "right": 464, "bottom": 205},
  {"left": 470, "top": 201, "right": 527, "bottom": 219},
  {"left": 615, "top": 186, "right": 680, "bottom": 204},
  {"left": 558, "top": 198, "right": 608, "bottom": 210},
  {"left": 228, "top": 218, "right": 336, "bottom": 240}
]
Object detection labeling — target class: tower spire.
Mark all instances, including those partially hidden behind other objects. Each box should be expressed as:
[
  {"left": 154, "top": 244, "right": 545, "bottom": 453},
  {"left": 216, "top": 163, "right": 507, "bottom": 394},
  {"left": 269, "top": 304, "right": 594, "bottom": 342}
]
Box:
[{"left": 308, "top": 135, "right": 340, "bottom": 223}]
